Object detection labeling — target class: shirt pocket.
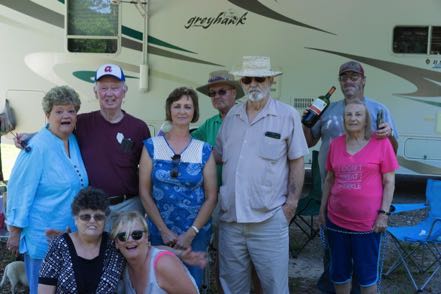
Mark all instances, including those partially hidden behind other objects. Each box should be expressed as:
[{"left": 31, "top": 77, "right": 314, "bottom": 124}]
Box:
[
  {"left": 250, "top": 137, "right": 286, "bottom": 211},
  {"left": 114, "top": 147, "right": 137, "bottom": 169},
  {"left": 258, "top": 136, "right": 285, "bottom": 161},
  {"left": 249, "top": 184, "right": 273, "bottom": 211}
]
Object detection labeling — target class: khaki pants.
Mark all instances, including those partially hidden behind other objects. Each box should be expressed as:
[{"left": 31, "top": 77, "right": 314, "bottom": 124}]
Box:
[{"left": 219, "top": 208, "right": 289, "bottom": 294}]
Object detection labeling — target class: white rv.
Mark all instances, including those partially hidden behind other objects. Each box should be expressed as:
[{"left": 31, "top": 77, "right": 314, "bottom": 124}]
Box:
[{"left": 0, "top": 0, "right": 440, "bottom": 180}]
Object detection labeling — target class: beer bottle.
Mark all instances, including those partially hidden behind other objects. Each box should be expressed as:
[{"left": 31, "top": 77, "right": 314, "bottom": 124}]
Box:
[
  {"left": 376, "top": 109, "right": 384, "bottom": 130},
  {"left": 302, "top": 86, "right": 336, "bottom": 128}
]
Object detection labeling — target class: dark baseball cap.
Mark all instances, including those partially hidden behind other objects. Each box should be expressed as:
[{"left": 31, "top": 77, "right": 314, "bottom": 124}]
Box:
[{"left": 339, "top": 61, "right": 365, "bottom": 76}]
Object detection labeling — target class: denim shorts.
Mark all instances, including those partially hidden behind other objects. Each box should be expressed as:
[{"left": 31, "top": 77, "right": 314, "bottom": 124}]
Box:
[{"left": 326, "top": 219, "right": 382, "bottom": 287}]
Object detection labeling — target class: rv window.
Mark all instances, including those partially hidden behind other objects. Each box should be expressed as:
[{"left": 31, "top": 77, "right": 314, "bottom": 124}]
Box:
[
  {"left": 430, "top": 27, "right": 441, "bottom": 55},
  {"left": 66, "top": 0, "right": 120, "bottom": 53},
  {"left": 393, "top": 27, "right": 428, "bottom": 54}
]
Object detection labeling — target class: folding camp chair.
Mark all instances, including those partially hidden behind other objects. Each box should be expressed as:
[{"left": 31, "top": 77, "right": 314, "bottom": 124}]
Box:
[
  {"left": 385, "top": 178, "right": 441, "bottom": 292},
  {"left": 390, "top": 188, "right": 427, "bottom": 215},
  {"left": 290, "top": 150, "right": 322, "bottom": 257},
  {"left": 390, "top": 202, "right": 427, "bottom": 214}
]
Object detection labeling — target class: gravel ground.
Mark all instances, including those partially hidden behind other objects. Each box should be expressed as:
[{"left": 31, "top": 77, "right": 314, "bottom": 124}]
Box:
[
  {"left": 286, "top": 204, "right": 441, "bottom": 294},
  {"left": 202, "top": 200, "right": 441, "bottom": 294}
]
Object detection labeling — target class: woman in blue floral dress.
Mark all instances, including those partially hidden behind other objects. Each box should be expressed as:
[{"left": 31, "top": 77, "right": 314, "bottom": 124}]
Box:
[{"left": 139, "top": 87, "right": 217, "bottom": 287}]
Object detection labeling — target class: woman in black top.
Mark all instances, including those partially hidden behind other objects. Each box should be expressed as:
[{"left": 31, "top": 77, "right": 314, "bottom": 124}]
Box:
[{"left": 38, "top": 187, "right": 124, "bottom": 294}]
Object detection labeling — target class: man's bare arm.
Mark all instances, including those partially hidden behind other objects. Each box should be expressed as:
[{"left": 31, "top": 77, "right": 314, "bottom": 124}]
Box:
[{"left": 283, "top": 156, "right": 305, "bottom": 222}]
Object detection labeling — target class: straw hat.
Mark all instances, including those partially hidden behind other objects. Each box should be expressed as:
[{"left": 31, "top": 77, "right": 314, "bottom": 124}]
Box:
[
  {"left": 230, "top": 56, "right": 282, "bottom": 77},
  {"left": 196, "top": 70, "right": 244, "bottom": 99}
]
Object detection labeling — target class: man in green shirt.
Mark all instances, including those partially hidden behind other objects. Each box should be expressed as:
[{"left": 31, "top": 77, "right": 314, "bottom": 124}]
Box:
[
  {"left": 193, "top": 70, "right": 243, "bottom": 145},
  {"left": 193, "top": 70, "right": 244, "bottom": 186}
]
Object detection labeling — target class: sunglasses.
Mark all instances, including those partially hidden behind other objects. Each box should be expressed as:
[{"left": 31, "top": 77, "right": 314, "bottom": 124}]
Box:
[
  {"left": 240, "top": 76, "right": 267, "bottom": 85},
  {"left": 170, "top": 154, "right": 181, "bottom": 178},
  {"left": 207, "top": 88, "right": 231, "bottom": 97},
  {"left": 116, "top": 230, "right": 145, "bottom": 242},
  {"left": 339, "top": 73, "right": 362, "bottom": 82},
  {"left": 78, "top": 213, "right": 106, "bottom": 222}
]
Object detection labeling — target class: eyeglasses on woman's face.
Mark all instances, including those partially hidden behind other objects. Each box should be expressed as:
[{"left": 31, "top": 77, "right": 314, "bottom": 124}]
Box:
[
  {"left": 116, "top": 230, "right": 146, "bottom": 242},
  {"left": 78, "top": 213, "right": 106, "bottom": 222}
]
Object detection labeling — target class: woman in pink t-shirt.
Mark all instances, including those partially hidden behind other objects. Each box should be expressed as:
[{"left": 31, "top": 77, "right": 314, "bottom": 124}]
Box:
[{"left": 318, "top": 99, "right": 399, "bottom": 294}]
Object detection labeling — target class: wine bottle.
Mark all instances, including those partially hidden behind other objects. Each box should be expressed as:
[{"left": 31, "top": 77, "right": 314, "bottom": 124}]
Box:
[
  {"left": 376, "top": 109, "right": 384, "bottom": 130},
  {"left": 302, "top": 86, "right": 336, "bottom": 128}
]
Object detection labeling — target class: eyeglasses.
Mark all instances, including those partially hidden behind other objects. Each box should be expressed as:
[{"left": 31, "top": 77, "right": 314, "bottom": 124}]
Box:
[
  {"left": 207, "top": 88, "right": 231, "bottom": 97},
  {"left": 116, "top": 230, "right": 146, "bottom": 242},
  {"left": 170, "top": 154, "right": 181, "bottom": 178},
  {"left": 78, "top": 213, "right": 106, "bottom": 222},
  {"left": 339, "top": 73, "right": 362, "bottom": 82},
  {"left": 240, "top": 77, "right": 267, "bottom": 85}
]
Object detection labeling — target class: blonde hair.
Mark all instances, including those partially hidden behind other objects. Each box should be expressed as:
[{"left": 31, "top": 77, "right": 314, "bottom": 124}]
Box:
[
  {"left": 111, "top": 211, "right": 149, "bottom": 240},
  {"left": 343, "top": 98, "right": 372, "bottom": 140}
]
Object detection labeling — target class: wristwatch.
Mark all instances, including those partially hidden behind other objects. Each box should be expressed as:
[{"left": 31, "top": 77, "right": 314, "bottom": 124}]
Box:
[{"left": 378, "top": 209, "right": 391, "bottom": 216}]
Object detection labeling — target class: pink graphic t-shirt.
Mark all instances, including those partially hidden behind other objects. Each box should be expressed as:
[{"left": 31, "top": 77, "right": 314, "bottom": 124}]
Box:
[{"left": 326, "top": 135, "right": 399, "bottom": 231}]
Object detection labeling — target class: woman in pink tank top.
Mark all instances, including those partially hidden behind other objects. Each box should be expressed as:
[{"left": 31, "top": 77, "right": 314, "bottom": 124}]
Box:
[{"left": 111, "top": 211, "right": 205, "bottom": 293}]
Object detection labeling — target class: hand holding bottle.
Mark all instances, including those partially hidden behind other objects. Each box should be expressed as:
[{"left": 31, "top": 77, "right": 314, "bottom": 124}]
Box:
[
  {"left": 302, "top": 86, "right": 336, "bottom": 128},
  {"left": 375, "top": 109, "right": 393, "bottom": 138},
  {"left": 376, "top": 109, "right": 384, "bottom": 130},
  {"left": 376, "top": 123, "right": 393, "bottom": 138}
]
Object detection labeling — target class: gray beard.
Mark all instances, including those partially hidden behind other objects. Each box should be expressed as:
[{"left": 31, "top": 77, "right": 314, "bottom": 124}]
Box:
[
  {"left": 246, "top": 88, "right": 270, "bottom": 102},
  {"left": 247, "top": 93, "right": 265, "bottom": 101}
]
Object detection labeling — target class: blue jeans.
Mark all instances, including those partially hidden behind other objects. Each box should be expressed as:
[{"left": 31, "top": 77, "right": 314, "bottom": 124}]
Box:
[
  {"left": 150, "top": 228, "right": 211, "bottom": 288},
  {"left": 24, "top": 254, "right": 43, "bottom": 294}
]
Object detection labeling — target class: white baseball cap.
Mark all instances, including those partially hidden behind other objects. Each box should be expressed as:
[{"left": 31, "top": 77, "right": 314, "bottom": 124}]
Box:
[{"left": 95, "top": 64, "right": 126, "bottom": 81}]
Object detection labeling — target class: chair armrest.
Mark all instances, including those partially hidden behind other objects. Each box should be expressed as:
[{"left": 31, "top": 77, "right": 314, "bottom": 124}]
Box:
[
  {"left": 427, "top": 217, "right": 441, "bottom": 241},
  {"left": 390, "top": 203, "right": 427, "bottom": 214}
]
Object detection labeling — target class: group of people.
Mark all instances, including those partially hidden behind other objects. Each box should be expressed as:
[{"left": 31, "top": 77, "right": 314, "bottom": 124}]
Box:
[
  {"left": 39, "top": 187, "right": 202, "bottom": 293},
  {"left": 6, "top": 64, "right": 204, "bottom": 294},
  {"left": 4, "top": 55, "right": 399, "bottom": 294}
]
